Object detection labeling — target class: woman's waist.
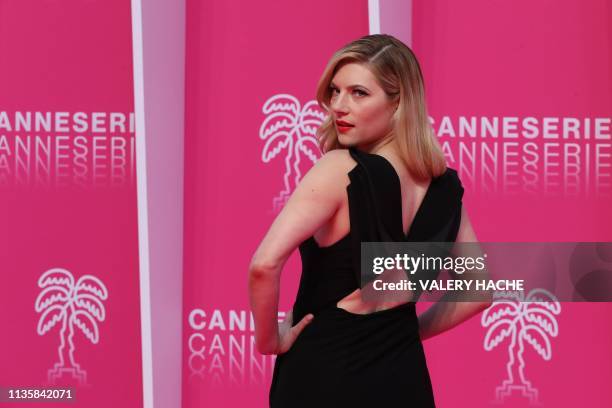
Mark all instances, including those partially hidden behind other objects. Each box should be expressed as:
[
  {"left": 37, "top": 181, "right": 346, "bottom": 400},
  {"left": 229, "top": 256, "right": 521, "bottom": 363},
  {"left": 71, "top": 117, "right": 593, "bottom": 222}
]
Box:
[
  {"left": 289, "top": 301, "right": 422, "bottom": 354},
  {"left": 293, "top": 298, "right": 419, "bottom": 329}
]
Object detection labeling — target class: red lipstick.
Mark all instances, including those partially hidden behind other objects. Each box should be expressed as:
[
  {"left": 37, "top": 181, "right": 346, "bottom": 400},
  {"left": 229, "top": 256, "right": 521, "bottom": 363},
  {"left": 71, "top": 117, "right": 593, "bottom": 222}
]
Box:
[{"left": 336, "top": 120, "right": 354, "bottom": 133}]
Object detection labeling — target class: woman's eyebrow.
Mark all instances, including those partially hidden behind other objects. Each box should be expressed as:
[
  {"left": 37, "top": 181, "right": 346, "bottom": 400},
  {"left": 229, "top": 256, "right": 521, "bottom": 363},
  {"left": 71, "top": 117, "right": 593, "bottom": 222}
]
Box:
[{"left": 330, "top": 81, "right": 370, "bottom": 92}]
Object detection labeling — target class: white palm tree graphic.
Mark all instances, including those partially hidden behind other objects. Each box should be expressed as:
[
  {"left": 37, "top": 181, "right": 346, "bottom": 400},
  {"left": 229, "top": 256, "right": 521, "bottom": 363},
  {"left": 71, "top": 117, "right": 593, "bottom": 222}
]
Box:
[
  {"left": 482, "top": 289, "right": 561, "bottom": 405},
  {"left": 259, "top": 94, "right": 326, "bottom": 211},
  {"left": 35, "top": 267, "right": 108, "bottom": 386}
]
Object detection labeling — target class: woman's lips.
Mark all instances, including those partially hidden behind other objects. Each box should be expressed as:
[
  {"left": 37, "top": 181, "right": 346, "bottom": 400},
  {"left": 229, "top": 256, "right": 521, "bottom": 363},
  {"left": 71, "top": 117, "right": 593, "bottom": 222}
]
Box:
[
  {"left": 337, "top": 124, "right": 353, "bottom": 133},
  {"left": 336, "top": 120, "right": 354, "bottom": 133}
]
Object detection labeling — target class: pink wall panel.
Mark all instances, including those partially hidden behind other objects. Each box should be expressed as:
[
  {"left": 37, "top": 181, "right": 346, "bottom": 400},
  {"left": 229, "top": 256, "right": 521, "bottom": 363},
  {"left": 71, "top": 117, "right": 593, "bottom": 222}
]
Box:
[{"left": 0, "top": 1, "right": 142, "bottom": 407}]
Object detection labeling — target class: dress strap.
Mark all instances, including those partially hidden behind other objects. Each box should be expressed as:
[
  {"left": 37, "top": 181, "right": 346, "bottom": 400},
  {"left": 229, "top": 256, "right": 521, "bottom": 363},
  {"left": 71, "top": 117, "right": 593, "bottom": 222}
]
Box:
[{"left": 346, "top": 146, "right": 403, "bottom": 286}]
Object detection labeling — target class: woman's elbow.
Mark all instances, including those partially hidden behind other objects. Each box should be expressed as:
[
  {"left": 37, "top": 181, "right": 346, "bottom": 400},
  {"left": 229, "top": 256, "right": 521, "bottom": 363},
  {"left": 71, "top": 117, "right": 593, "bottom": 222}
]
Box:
[
  {"left": 249, "top": 253, "right": 284, "bottom": 280},
  {"left": 248, "top": 260, "right": 277, "bottom": 282}
]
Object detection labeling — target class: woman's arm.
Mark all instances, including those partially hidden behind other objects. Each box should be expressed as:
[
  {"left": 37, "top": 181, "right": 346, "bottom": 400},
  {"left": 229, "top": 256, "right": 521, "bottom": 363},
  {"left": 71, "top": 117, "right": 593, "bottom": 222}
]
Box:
[
  {"left": 248, "top": 150, "right": 351, "bottom": 354},
  {"left": 418, "top": 205, "right": 493, "bottom": 341}
]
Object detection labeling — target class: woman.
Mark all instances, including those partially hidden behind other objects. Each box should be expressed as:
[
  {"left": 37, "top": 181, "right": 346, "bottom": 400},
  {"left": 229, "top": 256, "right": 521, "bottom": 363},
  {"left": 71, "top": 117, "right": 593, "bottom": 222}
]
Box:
[{"left": 249, "top": 34, "right": 491, "bottom": 407}]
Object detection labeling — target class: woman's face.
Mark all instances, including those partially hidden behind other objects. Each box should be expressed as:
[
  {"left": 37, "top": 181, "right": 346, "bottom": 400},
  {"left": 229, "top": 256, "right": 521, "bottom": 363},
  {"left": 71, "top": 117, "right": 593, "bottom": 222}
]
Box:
[{"left": 329, "top": 62, "right": 397, "bottom": 150}]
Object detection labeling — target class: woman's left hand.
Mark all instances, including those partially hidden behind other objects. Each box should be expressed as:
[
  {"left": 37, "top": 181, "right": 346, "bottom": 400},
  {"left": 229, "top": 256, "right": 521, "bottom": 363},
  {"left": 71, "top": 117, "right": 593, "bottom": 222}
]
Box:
[{"left": 273, "top": 311, "right": 314, "bottom": 355}]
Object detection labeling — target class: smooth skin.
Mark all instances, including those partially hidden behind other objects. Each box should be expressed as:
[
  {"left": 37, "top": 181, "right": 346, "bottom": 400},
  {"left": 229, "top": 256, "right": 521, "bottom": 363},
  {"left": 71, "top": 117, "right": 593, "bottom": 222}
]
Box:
[{"left": 249, "top": 62, "right": 492, "bottom": 355}]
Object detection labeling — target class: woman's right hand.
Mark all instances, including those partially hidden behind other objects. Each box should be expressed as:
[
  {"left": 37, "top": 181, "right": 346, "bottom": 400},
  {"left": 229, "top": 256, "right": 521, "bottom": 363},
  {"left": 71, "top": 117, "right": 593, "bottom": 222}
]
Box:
[{"left": 273, "top": 310, "right": 314, "bottom": 355}]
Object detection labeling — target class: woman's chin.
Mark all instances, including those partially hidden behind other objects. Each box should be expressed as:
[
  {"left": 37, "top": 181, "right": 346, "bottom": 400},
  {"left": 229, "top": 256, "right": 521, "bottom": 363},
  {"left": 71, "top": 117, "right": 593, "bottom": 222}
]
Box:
[{"left": 337, "top": 134, "right": 355, "bottom": 146}]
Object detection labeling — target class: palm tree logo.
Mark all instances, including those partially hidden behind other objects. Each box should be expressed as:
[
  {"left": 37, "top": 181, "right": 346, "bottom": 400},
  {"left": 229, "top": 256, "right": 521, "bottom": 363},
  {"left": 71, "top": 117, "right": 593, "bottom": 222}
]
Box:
[
  {"left": 35, "top": 267, "right": 108, "bottom": 386},
  {"left": 481, "top": 288, "right": 561, "bottom": 405},
  {"left": 259, "top": 94, "right": 325, "bottom": 211}
]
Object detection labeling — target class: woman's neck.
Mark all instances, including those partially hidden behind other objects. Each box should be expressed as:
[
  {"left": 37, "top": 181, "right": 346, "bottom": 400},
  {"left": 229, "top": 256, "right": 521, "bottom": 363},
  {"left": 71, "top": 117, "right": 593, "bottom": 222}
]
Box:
[{"left": 357, "top": 135, "right": 396, "bottom": 156}]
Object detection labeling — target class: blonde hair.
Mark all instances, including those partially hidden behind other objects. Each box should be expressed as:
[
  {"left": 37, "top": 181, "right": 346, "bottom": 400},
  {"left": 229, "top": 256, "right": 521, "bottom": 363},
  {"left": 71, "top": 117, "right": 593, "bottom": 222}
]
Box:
[{"left": 315, "top": 34, "right": 446, "bottom": 180}]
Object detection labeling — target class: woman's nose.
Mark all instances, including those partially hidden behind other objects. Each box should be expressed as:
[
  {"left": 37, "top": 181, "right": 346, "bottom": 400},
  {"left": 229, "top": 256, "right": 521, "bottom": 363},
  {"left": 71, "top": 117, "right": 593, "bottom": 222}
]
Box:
[{"left": 331, "top": 92, "right": 348, "bottom": 114}]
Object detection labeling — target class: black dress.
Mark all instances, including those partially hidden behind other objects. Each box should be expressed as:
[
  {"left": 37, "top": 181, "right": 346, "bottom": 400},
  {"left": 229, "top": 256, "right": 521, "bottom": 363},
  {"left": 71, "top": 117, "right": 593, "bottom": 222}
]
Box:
[{"left": 269, "top": 146, "right": 464, "bottom": 407}]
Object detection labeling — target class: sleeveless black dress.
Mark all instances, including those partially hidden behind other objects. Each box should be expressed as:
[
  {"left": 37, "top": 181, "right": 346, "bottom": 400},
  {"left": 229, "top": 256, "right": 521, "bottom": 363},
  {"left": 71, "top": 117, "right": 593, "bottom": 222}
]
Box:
[{"left": 269, "top": 146, "right": 464, "bottom": 407}]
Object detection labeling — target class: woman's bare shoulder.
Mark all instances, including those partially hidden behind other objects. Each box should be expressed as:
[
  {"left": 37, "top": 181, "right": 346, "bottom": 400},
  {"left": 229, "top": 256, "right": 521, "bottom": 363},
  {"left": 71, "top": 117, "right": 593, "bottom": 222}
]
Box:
[
  {"left": 310, "top": 148, "right": 356, "bottom": 178},
  {"left": 290, "top": 148, "right": 355, "bottom": 211}
]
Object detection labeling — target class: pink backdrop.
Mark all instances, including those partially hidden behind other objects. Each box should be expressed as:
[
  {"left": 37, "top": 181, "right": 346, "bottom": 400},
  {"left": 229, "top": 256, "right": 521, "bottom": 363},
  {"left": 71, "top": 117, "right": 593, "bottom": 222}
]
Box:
[
  {"left": 183, "top": 0, "right": 611, "bottom": 407},
  {"left": 0, "top": 1, "right": 142, "bottom": 407},
  {"left": 1, "top": 0, "right": 610, "bottom": 407},
  {"left": 183, "top": 0, "right": 369, "bottom": 405},
  {"left": 411, "top": 1, "right": 611, "bottom": 406}
]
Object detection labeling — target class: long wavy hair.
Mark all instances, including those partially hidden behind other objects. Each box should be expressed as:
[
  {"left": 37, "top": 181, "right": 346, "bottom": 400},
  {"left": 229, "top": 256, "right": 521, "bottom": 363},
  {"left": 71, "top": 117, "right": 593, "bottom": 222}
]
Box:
[{"left": 315, "top": 34, "right": 446, "bottom": 180}]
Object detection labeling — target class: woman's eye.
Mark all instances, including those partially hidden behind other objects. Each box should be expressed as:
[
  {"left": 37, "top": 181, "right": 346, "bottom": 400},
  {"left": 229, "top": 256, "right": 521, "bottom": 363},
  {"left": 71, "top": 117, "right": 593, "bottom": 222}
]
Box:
[{"left": 330, "top": 87, "right": 367, "bottom": 97}]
